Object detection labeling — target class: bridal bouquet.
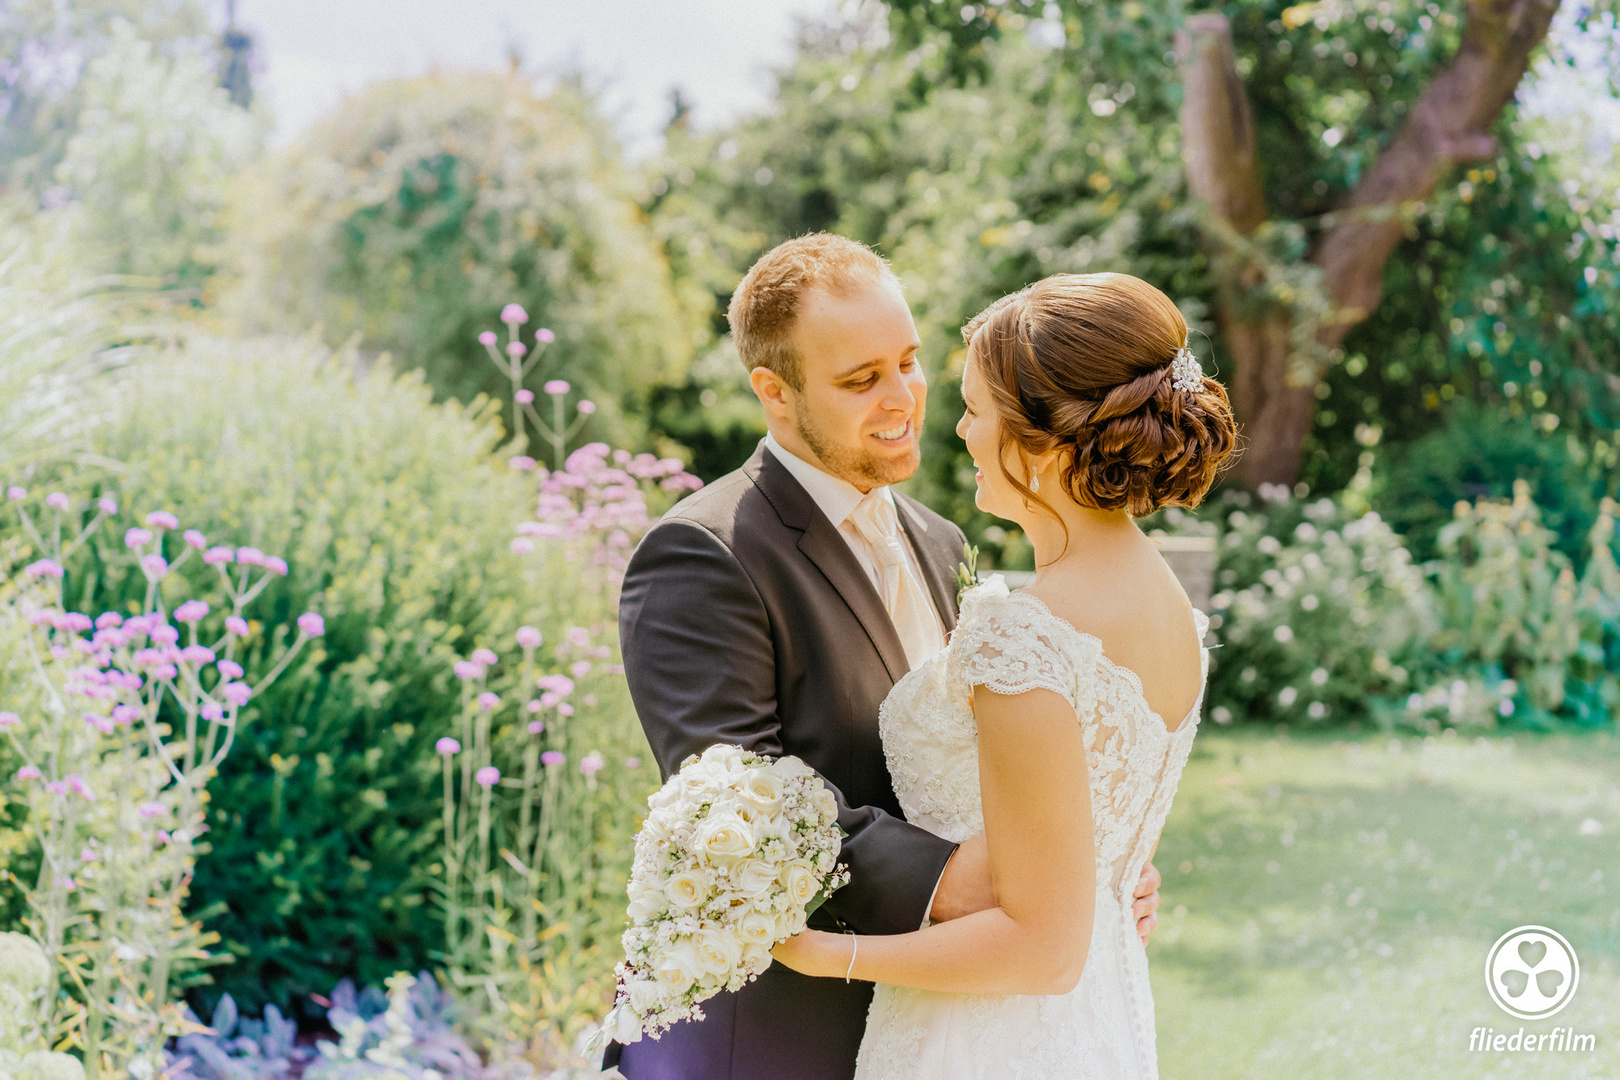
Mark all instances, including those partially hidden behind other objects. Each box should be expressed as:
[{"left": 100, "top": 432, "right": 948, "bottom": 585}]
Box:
[{"left": 601, "top": 744, "right": 850, "bottom": 1044}]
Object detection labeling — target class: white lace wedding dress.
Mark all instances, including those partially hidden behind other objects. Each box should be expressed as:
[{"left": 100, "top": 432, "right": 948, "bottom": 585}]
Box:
[{"left": 853, "top": 576, "right": 1208, "bottom": 1080}]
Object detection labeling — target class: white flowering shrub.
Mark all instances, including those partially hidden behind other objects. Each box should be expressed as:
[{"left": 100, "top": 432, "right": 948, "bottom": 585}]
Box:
[{"left": 1204, "top": 484, "right": 1620, "bottom": 732}]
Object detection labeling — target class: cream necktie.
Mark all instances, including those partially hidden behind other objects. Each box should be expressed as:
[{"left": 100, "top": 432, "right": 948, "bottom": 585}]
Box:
[{"left": 848, "top": 492, "right": 945, "bottom": 671}]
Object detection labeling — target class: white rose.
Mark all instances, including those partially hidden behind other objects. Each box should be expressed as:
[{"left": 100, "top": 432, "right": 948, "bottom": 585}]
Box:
[
  {"left": 695, "top": 812, "right": 756, "bottom": 864},
  {"left": 664, "top": 870, "right": 710, "bottom": 912},
  {"left": 626, "top": 976, "right": 663, "bottom": 1014},
  {"left": 655, "top": 940, "right": 706, "bottom": 988},
  {"left": 647, "top": 782, "right": 680, "bottom": 810},
  {"left": 693, "top": 929, "right": 744, "bottom": 977},
  {"left": 780, "top": 862, "right": 819, "bottom": 909},
  {"left": 740, "top": 769, "right": 785, "bottom": 813},
  {"left": 732, "top": 859, "right": 779, "bottom": 898},
  {"left": 627, "top": 892, "right": 663, "bottom": 922},
  {"left": 772, "top": 755, "right": 815, "bottom": 782},
  {"left": 606, "top": 1003, "right": 644, "bottom": 1045},
  {"left": 737, "top": 911, "right": 778, "bottom": 947},
  {"left": 812, "top": 787, "right": 839, "bottom": 825}
]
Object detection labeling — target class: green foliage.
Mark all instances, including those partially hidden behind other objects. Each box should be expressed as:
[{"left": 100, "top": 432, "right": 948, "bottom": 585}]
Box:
[
  {"left": 37, "top": 335, "right": 580, "bottom": 1016},
  {"left": 1204, "top": 486, "right": 1620, "bottom": 733},
  {"left": 0, "top": 0, "right": 212, "bottom": 193},
  {"left": 50, "top": 21, "right": 261, "bottom": 288},
  {"left": 220, "top": 72, "right": 702, "bottom": 430}
]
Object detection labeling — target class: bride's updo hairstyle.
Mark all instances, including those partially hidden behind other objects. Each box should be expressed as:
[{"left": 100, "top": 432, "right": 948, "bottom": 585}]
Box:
[{"left": 963, "top": 272, "right": 1238, "bottom": 518}]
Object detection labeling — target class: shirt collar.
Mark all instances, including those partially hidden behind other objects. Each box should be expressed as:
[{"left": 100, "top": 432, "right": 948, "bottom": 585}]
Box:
[{"left": 763, "top": 432, "right": 893, "bottom": 529}]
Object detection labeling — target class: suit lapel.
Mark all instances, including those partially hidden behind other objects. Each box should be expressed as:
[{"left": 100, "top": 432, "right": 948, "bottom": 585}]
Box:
[
  {"left": 895, "top": 495, "right": 960, "bottom": 634},
  {"left": 748, "top": 445, "right": 911, "bottom": 684}
]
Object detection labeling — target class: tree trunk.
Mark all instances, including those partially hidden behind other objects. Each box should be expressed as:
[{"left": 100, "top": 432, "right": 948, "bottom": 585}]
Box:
[{"left": 1176, "top": 0, "right": 1563, "bottom": 487}]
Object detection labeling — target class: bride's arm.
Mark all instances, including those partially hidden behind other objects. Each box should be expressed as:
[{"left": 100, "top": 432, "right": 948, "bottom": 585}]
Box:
[{"left": 772, "top": 683, "right": 1096, "bottom": 996}]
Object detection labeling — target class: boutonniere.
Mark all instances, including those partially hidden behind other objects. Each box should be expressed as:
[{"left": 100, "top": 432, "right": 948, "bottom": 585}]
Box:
[{"left": 954, "top": 542, "right": 981, "bottom": 599}]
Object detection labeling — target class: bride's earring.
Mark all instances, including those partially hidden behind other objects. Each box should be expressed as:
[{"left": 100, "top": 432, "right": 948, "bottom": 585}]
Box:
[{"left": 1029, "top": 467, "right": 1040, "bottom": 493}]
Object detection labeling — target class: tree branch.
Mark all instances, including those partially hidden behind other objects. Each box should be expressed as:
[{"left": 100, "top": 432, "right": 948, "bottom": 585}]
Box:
[
  {"left": 1175, "top": 13, "right": 1267, "bottom": 235},
  {"left": 1314, "top": 0, "right": 1562, "bottom": 341}
]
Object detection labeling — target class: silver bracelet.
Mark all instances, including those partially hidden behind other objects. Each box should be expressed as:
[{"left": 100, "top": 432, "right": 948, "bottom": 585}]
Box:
[{"left": 844, "top": 931, "right": 858, "bottom": 983}]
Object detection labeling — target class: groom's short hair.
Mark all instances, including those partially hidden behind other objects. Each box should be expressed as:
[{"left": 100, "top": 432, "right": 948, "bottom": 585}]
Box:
[{"left": 728, "top": 232, "right": 900, "bottom": 389}]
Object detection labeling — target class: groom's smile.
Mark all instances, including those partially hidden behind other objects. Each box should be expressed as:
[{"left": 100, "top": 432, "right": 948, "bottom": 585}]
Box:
[{"left": 751, "top": 276, "right": 927, "bottom": 493}]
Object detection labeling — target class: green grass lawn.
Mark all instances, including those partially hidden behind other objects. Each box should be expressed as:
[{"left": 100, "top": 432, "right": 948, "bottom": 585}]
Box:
[{"left": 1150, "top": 727, "right": 1620, "bottom": 1079}]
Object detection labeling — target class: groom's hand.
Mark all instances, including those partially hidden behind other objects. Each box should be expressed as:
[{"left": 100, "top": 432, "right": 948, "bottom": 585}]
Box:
[
  {"left": 1133, "top": 862, "right": 1162, "bottom": 945},
  {"left": 928, "top": 833, "right": 995, "bottom": 923}
]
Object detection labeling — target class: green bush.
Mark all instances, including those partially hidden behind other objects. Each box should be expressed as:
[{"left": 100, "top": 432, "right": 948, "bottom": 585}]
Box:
[
  {"left": 218, "top": 71, "right": 702, "bottom": 426},
  {"left": 1204, "top": 486, "right": 1620, "bottom": 733},
  {"left": 14, "top": 334, "right": 622, "bottom": 1017}
]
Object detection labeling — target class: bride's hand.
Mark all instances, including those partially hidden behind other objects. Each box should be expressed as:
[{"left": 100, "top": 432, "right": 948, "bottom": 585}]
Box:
[{"left": 771, "top": 929, "right": 847, "bottom": 979}]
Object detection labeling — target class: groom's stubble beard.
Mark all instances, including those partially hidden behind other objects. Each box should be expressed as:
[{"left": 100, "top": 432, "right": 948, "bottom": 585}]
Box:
[{"left": 791, "top": 396, "right": 924, "bottom": 490}]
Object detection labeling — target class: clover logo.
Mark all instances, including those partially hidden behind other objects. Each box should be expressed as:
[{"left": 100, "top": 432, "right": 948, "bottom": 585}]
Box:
[{"left": 1485, "top": 925, "right": 1579, "bottom": 1020}]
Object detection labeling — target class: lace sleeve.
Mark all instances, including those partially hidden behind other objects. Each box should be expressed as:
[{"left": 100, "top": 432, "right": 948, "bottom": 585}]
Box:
[{"left": 946, "top": 592, "right": 1100, "bottom": 718}]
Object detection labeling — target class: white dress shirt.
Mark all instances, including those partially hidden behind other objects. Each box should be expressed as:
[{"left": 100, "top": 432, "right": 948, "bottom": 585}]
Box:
[{"left": 763, "top": 433, "right": 947, "bottom": 651}]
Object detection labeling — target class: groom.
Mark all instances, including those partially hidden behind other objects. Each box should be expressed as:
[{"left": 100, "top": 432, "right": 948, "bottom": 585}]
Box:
[{"left": 605, "top": 233, "right": 1163, "bottom": 1080}]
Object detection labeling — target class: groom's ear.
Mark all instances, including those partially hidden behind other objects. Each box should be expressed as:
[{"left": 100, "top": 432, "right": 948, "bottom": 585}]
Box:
[{"left": 750, "top": 366, "right": 794, "bottom": 422}]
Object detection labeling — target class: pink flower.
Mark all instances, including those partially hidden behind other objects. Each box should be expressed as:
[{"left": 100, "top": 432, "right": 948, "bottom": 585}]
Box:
[
  {"left": 475, "top": 766, "right": 501, "bottom": 787},
  {"left": 235, "top": 547, "right": 265, "bottom": 566},
  {"left": 471, "top": 648, "right": 498, "bottom": 666},
  {"left": 95, "top": 612, "right": 122, "bottom": 629},
  {"left": 536, "top": 674, "right": 574, "bottom": 696},
  {"left": 263, "top": 556, "right": 288, "bottom": 576},
  {"left": 570, "top": 660, "right": 593, "bottom": 678},
  {"left": 506, "top": 341, "right": 527, "bottom": 358},
  {"left": 24, "top": 559, "right": 63, "bottom": 578},
  {"left": 515, "top": 389, "right": 535, "bottom": 404},
  {"left": 577, "top": 400, "right": 596, "bottom": 415},
  {"left": 152, "top": 663, "right": 178, "bottom": 680},
  {"left": 84, "top": 713, "right": 114, "bottom": 734},
  {"left": 0, "top": 712, "right": 16, "bottom": 727},
  {"left": 45, "top": 492, "right": 69, "bottom": 510},
  {"left": 501, "top": 303, "right": 528, "bottom": 325},
  {"left": 478, "top": 330, "right": 498, "bottom": 346},
  {"left": 217, "top": 660, "right": 244, "bottom": 680},
  {"left": 221, "top": 682, "right": 252, "bottom": 706},
  {"left": 579, "top": 752, "right": 604, "bottom": 777},
  {"left": 7, "top": 486, "right": 25, "bottom": 500},
  {"left": 145, "top": 511, "right": 179, "bottom": 530},
  {"left": 124, "top": 527, "right": 153, "bottom": 548},
  {"left": 515, "top": 626, "right": 542, "bottom": 649},
  {"left": 66, "top": 774, "right": 94, "bottom": 800},
  {"left": 180, "top": 645, "right": 216, "bottom": 665},
  {"left": 624, "top": 756, "right": 642, "bottom": 769},
  {"left": 544, "top": 379, "right": 570, "bottom": 396},
  {"left": 528, "top": 720, "right": 545, "bottom": 734},
  {"left": 566, "top": 627, "right": 591, "bottom": 648},
  {"left": 453, "top": 660, "right": 484, "bottom": 680},
  {"left": 137, "top": 801, "right": 165, "bottom": 818},
  {"left": 297, "top": 612, "right": 325, "bottom": 637},
  {"left": 174, "top": 600, "right": 210, "bottom": 624},
  {"left": 509, "top": 456, "right": 536, "bottom": 471},
  {"left": 540, "top": 692, "right": 560, "bottom": 709},
  {"left": 200, "top": 702, "right": 224, "bottom": 722},
  {"left": 183, "top": 529, "right": 207, "bottom": 548},
  {"left": 436, "top": 737, "right": 460, "bottom": 755},
  {"left": 225, "top": 616, "right": 249, "bottom": 637},
  {"left": 111, "top": 704, "right": 137, "bottom": 725},
  {"left": 96, "top": 497, "right": 117, "bottom": 514},
  {"left": 558, "top": 703, "right": 575, "bottom": 717},
  {"left": 141, "top": 554, "right": 169, "bottom": 578},
  {"left": 510, "top": 538, "right": 535, "bottom": 554},
  {"left": 541, "top": 750, "right": 565, "bottom": 767},
  {"left": 525, "top": 699, "right": 542, "bottom": 713},
  {"left": 204, "top": 546, "right": 235, "bottom": 565},
  {"left": 149, "top": 624, "right": 179, "bottom": 646},
  {"left": 477, "top": 691, "right": 500, "bottom": 710},
  {"left": 536, "top": 328, "right": 556, "bottom": 343},
  {"left": 80, "top": 847, "right": 96, "bottom": 862},
  {"left": 15, "top": 765, "right": 39, "bottom": 781},
  {"left": 54, "top": 876, "right": 75, "bottom": 890}
]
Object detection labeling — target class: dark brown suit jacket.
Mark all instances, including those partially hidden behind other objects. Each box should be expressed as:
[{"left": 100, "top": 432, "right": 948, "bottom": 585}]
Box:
[{"left": 606, "top": 442, "right": 965, "bottom": 1080}]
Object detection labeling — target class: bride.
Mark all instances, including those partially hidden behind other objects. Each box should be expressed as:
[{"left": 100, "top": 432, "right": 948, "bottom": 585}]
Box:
[{"left": 769, "top": 272, "right": 1238, "bottom": 1079}]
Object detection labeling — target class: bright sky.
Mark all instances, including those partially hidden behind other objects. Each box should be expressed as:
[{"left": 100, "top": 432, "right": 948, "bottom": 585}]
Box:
[
  {"left": 240, "top": 0, "right": 837, "bottom": 152},
  {"left": 235, "top": 1, "right": 1618, "bottom": 155}
]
